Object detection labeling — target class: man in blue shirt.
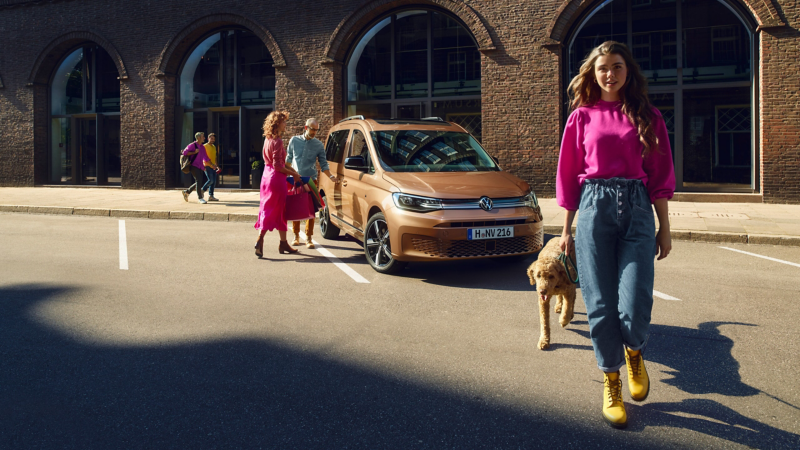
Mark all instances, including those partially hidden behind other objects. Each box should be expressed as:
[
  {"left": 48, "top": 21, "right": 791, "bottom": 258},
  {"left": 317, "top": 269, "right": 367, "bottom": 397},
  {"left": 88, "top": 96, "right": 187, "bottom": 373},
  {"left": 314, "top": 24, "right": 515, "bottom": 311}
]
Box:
[{"left": 286, "top": 118, "right": 338, "bottom": 249}]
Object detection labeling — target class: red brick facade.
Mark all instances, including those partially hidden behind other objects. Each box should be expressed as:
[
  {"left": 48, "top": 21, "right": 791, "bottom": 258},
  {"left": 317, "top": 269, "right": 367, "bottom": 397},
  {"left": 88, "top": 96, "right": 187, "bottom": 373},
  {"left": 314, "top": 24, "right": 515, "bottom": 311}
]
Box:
[{"left": 0, "top": 0, "right": 798, "bottom": 203}]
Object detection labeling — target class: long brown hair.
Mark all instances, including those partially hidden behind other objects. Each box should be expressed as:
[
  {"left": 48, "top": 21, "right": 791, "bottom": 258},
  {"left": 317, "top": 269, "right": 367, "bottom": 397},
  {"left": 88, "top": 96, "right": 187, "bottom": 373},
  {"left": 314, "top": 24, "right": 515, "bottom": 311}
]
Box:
[
  {"left": 262, "top": 110, "right": 289, "bottom": 140},
  {"left": 567, "top": 41, "right": 659, "bottom": 157}
]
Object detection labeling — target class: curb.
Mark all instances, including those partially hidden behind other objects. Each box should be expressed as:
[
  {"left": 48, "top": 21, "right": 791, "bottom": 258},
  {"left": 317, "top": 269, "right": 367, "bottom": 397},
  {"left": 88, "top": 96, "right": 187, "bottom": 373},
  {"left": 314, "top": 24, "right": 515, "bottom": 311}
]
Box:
[{"left": 3, "top": 205, "right": 799, "bottom": 247}]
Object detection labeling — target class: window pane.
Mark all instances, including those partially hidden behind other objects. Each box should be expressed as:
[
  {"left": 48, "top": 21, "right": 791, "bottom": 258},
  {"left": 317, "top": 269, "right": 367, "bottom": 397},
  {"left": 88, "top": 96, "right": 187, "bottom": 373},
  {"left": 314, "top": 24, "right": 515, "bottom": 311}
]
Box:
[
  {"left": 95, "top": 48, "right": 120, "bottom": 112},
  {"left": 238, "top": 31, "right": 275, "bottom": 105},
  {"left": 632, "top": 1, "right": 677, "bottom": 85},
  {"left": 569, "top": 0, "right": 627, "bottom": 81},
  {"left": 51, "top": 48, "right": 84, "bottom": 115},
  {"left": 180, "top": 33, "right": 221, "bottom": 108},
  {"left": 371, "top": 131, "right": 497, "bottom": 172},
  {"left": 683, "top": 87, "right": 751, "bottom": 187},
  {"left": 431, "top": 99, "right": 481, "bottom": 142},
  {"left": 650, "top": 93, "right": 675, "bottom": 163},
  {"left": 50, "top": 118, "right": 71, "bottom": 183},
  {"left": 395, "top": 11, "right": 429, "bottom": 99},
  {"left": 432, "top": 12, "right": 480, "bottom": 96},
  {"left": 223, "top": 31, "right": 236, "bottom": 106},
  {"left": 347, "top": 103, "right": 392, "bottom": 120},
  {"left": 325, "top": 130, "right": 350, "bottom": 163},
  {"left": 348, "top": 17, "right": 392, "bottom": 101},
  {"left": 683, "top": 0, "right": 750, "bottom": 84}
]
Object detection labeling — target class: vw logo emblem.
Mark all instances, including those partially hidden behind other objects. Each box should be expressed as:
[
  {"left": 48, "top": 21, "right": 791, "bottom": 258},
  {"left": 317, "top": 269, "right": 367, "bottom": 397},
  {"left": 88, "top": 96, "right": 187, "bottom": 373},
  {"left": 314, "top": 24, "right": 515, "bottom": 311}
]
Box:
[{"left": 479, "top": 196, "right": 493, "bottom": 211}]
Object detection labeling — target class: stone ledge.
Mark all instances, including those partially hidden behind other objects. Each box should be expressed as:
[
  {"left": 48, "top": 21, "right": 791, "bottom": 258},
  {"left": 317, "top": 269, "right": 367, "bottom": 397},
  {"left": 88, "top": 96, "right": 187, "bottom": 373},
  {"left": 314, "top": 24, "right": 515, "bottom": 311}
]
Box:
[
  {"left": 28, "top": 206, "right": 73, "bottom": 215},
  {"left": 170, "top": 211, "right": 204, "bottom": 220},
  {"left": 74, "top": 208, "right": 110, "bottom": 216},
  {"left": 748, "top": 234, "right": 800, "bottom": 247},
  {"left": 204, "top": 212, "right": 230, "bottom": 221},
  {"left": 111, "top": 209, "right": 149, "bottom": 219},
  {"left": 148, "top": 211, "right": 170, "bottom": 220},
  {"left": 229, "top": 213, "right": 257, "bottom": 223},
  {"left": 0, "top": 205, "right": 29, "bottom": 213}
]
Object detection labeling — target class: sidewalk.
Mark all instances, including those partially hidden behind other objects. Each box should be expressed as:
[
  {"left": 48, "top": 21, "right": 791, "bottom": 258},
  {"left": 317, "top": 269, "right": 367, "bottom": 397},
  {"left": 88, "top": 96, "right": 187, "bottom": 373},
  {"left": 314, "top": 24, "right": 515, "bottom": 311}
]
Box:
[{"left": 2, "top": 187, "right": 800, "bottom": 246}]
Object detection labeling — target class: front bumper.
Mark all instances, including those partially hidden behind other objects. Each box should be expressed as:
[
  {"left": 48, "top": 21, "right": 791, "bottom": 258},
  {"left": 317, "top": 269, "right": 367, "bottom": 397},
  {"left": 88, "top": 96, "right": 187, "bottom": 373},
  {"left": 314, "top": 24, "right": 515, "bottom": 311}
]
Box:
[{"left": 385, "top": 205, "right": 544, "bottom": 262}]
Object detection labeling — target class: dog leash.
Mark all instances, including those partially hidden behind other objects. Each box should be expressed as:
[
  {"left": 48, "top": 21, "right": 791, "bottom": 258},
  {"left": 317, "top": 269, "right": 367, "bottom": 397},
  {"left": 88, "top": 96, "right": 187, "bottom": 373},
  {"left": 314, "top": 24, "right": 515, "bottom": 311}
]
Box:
[{"left": 557, "top": 251, "right": 579, "bottom": 284}]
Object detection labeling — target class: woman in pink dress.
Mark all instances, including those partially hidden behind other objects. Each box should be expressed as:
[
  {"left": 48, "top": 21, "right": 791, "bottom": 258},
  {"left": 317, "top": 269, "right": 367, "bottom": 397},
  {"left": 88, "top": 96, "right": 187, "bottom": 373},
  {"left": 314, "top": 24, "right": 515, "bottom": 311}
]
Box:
[{"left": 254, "top": 111, "right": 304, "bottom": 257}]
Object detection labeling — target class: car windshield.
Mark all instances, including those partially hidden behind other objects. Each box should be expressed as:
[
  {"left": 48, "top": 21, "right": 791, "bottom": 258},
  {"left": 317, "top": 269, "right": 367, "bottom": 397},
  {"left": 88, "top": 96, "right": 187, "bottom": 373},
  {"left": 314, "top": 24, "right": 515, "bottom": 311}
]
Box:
[{"left": 370, "top": 130, "right": 499, "bottom": 173}]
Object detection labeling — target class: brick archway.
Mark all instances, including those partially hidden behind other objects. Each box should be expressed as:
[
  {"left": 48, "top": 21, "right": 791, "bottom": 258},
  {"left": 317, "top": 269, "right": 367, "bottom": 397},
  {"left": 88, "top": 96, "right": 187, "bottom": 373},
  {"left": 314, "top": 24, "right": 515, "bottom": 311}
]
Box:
[
  {"left": 157, "top": 12, "right": 286, "bottom": 77},
  {"left": 28, "top": 31, "right": 128, "bottom": 85},
  {"left": 323, "top": 0, "right": 497, "bottom": 65},
  {"left": 545, "top": 0, "right": 785, "bottom": 45}
]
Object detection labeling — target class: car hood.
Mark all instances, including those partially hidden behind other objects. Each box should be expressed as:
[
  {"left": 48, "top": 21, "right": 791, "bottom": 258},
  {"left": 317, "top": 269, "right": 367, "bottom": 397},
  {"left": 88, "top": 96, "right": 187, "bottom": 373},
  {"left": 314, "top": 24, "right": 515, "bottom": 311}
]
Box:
[{"left": 382, "top": 171, "right": 529, "bottom": 199}]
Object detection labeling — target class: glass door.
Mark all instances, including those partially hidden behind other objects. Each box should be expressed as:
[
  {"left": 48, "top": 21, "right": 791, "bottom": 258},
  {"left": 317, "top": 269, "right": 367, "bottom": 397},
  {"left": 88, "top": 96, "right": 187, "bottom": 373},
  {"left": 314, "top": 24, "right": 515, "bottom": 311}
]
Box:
[
  {"left": 78, "top": 117, "right": 97, "bottom": 185},
  {"left": 216, "top": 112, "right": 241, "bottom": 188}
]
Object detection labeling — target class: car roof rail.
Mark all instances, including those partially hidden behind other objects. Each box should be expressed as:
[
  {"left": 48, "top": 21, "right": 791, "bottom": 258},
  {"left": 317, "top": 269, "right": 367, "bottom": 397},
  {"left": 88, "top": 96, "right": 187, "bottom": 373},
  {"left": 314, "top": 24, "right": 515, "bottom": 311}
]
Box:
[
  {"left": 420, "top": 117, "right": 445, "bottom": 122},
  {"left": 339, "top": 115, "right": 365, "bottom": 123}
]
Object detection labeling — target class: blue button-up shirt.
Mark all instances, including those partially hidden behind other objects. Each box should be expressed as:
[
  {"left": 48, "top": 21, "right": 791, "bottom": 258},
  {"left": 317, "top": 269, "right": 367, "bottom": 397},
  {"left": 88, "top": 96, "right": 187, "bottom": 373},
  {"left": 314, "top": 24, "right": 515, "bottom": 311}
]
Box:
[{"left": 286, "top": 135, "right": 329, "bottom": 179}]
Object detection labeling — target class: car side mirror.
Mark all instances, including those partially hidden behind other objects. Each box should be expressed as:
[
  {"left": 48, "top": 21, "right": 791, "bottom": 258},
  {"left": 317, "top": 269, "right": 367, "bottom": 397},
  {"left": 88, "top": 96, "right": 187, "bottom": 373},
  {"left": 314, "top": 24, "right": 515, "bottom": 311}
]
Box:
[{"left": 344, "top": 155, "right": 368, "bottom": 171}]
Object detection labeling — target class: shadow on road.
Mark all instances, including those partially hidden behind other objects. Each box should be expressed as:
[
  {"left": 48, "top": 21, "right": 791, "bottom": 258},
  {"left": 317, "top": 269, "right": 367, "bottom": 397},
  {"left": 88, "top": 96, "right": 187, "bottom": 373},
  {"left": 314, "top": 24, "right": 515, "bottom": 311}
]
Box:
[{"left": 2, "top": 285, "right": 798, "bottom": 448}]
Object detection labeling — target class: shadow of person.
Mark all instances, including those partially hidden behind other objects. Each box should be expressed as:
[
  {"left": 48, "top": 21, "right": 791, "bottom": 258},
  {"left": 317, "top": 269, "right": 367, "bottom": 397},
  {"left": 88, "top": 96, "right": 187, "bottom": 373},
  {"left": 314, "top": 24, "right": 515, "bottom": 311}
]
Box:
[
  {"left": 627, "top": 399, "right": 800, "bottom": 448},
  {"left": 568, "top": 321, "right": 760, "bottom": 397},
  {"left": 648, "top": 322, "right": 760, "bottom": 397}
]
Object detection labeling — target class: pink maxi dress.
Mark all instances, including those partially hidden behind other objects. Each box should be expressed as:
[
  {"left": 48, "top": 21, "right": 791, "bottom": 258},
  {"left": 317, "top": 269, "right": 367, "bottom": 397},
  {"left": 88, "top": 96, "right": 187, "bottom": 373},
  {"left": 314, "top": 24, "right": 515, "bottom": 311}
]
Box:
[{"left": 254, "top": 137, "right": 288, "bottom": 232}]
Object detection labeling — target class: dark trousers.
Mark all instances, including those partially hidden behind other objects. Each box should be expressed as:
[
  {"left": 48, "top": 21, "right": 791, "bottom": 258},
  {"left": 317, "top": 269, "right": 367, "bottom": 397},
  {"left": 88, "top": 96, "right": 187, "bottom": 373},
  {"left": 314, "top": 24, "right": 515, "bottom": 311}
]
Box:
[{"left": 185, "top": 166, "right": 204, "bottom": 199}]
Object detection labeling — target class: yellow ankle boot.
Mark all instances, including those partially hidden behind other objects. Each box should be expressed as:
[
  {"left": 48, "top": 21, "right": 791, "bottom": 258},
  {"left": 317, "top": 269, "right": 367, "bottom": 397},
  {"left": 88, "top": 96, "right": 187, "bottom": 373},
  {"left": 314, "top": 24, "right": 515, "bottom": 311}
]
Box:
[
  {"left": 603, "top": 371, "right": 627, "bottom": 429},
  {"left": 625, "top": 348, "right": 650, "bottom": 402}
]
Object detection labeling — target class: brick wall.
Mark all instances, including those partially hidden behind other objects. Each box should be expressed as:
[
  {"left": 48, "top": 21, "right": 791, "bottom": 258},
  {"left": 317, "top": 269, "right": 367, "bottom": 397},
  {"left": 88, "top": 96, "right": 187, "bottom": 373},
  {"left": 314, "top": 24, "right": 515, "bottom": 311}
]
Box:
[{"left": 0, "top": 0, "right": 798, "bottom": 203}]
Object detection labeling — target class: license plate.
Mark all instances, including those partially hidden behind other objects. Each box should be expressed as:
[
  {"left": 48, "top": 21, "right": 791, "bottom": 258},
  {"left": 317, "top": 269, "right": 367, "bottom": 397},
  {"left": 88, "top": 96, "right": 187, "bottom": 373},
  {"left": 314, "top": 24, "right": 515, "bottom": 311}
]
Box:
[{"left": 467, "top": 226, "right": 514, "bottom": 240}]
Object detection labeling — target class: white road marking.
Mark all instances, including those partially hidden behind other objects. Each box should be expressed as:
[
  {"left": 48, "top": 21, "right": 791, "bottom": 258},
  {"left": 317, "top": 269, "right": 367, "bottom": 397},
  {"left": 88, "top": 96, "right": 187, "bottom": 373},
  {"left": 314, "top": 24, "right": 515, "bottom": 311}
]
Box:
[
  {"left": 653, "top": 290, "right": 681, "bottom": 301},
  {"left": 119, "top": 220, "right": 128, "bottom": 270},
  {"left": 301, "top": 233, "right": 369, "bottom": 284},
  {"left": 720, "top": 246, "right": 800, "bottom": 268}
]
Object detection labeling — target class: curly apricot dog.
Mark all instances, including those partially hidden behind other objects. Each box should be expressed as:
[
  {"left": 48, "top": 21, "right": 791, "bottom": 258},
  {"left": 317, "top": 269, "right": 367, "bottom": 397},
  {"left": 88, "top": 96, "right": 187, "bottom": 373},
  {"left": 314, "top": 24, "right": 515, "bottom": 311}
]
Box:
[{"left": 527, "top": 238, "right": 577, "bottom": 350}]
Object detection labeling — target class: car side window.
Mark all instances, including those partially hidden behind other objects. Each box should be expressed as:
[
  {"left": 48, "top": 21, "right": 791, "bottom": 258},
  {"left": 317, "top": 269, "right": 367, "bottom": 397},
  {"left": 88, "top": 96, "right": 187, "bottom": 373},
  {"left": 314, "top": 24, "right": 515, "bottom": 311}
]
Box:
[
  {"left": 349, "top": 129, "right": 374, "bottom": 172},
  {"left": 325, "top": 130, "right": 350, "bottom": 164}
]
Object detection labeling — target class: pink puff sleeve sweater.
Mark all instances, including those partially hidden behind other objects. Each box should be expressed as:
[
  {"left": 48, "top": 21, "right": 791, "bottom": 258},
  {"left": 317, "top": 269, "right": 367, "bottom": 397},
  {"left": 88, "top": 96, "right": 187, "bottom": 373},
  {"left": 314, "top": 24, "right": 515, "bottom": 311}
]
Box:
[{"left": 556, "top": 100, "right": 676, "bottom": 211}]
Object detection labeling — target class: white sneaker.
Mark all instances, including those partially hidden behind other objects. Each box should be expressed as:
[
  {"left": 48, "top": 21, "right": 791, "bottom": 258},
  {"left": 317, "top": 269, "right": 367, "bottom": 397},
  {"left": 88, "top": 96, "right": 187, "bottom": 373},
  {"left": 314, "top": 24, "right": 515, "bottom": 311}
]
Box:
[
  {"left": 208, "top": 196, "right": 219, "bottom": 201},
  {"left": 198, "top": 198, "right": 207, "bottom": 204}
]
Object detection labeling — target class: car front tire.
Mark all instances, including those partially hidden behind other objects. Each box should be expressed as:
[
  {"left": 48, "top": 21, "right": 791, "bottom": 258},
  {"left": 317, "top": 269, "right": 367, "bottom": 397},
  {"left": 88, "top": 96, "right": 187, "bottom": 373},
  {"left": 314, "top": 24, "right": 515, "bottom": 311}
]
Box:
[{"left": 364, "top": 212, "right": 407, "bottom": 274}]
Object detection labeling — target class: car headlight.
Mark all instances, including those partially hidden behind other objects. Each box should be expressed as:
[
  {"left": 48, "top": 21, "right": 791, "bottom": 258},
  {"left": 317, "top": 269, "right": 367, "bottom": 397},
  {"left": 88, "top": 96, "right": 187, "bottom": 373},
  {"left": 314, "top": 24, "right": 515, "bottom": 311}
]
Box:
[
  {"left": 392, "top": 193, "right": 443, "bottom": 212},
  {"left": 523, "top": 189, "right": 539, "bottom": 209}
]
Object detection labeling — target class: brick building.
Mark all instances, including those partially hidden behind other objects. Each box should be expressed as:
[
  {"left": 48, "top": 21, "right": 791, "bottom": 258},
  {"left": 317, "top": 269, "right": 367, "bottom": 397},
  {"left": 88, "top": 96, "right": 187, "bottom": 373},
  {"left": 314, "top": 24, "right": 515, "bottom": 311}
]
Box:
[{"left": 1, "top": 0, "right": 797, "bottom": 202}]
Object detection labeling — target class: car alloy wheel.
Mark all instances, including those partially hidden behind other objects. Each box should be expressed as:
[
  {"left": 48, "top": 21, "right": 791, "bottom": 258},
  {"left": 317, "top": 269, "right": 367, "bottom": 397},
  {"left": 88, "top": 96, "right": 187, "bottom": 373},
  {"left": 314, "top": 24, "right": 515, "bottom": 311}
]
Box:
[{"left": 364, "top": 212, "right": 406, "bottom": 274}]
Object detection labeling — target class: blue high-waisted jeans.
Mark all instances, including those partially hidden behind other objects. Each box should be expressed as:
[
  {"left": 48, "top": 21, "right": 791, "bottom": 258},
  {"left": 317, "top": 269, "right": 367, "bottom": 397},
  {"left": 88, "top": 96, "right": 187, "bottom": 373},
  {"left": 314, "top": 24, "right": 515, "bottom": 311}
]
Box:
[{"left": 575, "top": 178, "right": 656, "bottom": 372}]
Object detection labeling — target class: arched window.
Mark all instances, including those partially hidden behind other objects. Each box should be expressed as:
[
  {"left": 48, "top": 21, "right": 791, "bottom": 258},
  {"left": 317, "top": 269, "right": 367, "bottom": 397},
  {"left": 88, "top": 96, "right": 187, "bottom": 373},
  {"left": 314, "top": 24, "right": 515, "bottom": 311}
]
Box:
[
  {"left": 568, "top": 0, "right": 755, "bottom": 191},
  {"left": 177, "top": 29, "right": 275, "bottom": 188},
  {"left": 346, "top": 9, "right": 482, "bottom": 140},
  {"left": 50, "top": 45, "right": 121, "bottom": 185}
]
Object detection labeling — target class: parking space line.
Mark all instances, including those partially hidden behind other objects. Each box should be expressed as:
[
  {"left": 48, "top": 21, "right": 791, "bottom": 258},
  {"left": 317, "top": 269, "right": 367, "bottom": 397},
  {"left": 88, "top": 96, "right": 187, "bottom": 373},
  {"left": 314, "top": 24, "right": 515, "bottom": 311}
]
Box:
[
  {"left": 119, "top": 220, "right": 128, "bottom": 270},
  {"left": 653, "top": 290, "right": 681, "bottom": 301},
  {"left": 720, "top": 246, "right": 800, "bottom": 268},
  {"left": 301, "top": 233, "right": 369, "bottom": 284}
]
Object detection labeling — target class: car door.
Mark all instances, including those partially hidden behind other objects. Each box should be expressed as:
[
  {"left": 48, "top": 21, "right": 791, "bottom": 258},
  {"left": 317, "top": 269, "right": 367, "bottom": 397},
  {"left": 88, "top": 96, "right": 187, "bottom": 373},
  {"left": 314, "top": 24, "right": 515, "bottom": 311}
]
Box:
[
  {"left": 341, "top": 127, "right": 377, "bottom": 233},
  {"left": 323, "top": 129, "right": 351, "bottom": 220}
]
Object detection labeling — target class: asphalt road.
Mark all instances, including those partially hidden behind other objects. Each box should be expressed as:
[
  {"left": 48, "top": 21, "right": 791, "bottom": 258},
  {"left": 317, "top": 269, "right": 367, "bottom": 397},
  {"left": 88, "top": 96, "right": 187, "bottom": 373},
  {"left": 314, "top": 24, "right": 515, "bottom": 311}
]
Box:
[{"left": 1, "top": 213, "right": 799, "bottom": 449}]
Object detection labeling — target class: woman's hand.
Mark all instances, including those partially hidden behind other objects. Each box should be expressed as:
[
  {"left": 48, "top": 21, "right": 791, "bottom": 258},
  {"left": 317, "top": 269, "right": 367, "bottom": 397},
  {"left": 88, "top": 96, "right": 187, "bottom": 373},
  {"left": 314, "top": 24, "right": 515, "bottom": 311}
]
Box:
[
  {"left": 559, "top": 232, "right": 574, "bottom": 255},
  {"left": 656, "top": 227, "right": 671, "bottom": 260}
]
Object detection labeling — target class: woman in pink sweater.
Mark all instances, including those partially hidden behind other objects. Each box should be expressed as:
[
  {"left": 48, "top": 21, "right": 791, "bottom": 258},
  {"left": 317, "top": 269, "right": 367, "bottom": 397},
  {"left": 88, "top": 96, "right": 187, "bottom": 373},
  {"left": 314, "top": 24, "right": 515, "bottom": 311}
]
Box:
[{"left": 556, "top": 41, "right": 675, "bottom": 429}]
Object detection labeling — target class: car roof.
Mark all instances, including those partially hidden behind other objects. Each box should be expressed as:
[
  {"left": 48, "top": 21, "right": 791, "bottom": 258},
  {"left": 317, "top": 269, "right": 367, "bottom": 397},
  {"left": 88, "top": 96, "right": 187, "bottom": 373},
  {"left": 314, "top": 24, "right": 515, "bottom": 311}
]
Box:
[{"left": 330, "top": 117, "right": 468, "bottom": 133}]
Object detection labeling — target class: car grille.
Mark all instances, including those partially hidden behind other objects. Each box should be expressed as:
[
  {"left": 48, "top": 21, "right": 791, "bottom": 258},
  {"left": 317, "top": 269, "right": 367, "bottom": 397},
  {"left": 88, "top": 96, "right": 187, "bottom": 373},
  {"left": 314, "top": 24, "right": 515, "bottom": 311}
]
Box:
[
  {"left": 434, "top": 219, "right": 528, "bottom": 228},
  {"left": 411, "top": 234, "right": 543, "bottom": 258}
]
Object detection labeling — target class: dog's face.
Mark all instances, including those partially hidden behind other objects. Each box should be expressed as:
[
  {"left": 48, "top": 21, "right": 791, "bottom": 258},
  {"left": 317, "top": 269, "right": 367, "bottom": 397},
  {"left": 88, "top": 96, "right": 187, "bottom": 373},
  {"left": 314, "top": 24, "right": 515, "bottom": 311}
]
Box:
[{"left": 527, "top": 259, "right": 567, "bottom": 301}]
